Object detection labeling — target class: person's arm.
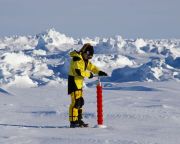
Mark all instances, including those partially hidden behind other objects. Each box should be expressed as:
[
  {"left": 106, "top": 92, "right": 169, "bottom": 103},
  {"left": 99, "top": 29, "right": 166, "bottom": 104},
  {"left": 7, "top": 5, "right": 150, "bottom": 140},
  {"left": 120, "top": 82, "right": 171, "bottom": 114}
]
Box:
[
  {"left": 86, "top": 61, "right": 100, "bottom": 74},
  {"left": 74, "top": 60, "right": 91, "bottom": 78},
  {"left": 87, "top": 61, "right": 108, "bottom": 76}
]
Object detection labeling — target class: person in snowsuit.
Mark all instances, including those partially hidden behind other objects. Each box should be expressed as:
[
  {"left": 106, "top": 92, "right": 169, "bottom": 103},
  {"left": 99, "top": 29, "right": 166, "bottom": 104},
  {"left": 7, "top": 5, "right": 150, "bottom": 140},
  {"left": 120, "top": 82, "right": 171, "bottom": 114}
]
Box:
[{"left": 68, "top": 43, "right": 107, "bottom": 128}]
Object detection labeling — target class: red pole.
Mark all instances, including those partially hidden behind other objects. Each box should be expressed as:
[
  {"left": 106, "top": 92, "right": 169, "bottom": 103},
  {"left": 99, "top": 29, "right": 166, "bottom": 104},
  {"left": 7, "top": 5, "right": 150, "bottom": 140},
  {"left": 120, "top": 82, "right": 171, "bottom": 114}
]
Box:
[{"left": 97, "top": 77, "right": 103, "bottom": 125}]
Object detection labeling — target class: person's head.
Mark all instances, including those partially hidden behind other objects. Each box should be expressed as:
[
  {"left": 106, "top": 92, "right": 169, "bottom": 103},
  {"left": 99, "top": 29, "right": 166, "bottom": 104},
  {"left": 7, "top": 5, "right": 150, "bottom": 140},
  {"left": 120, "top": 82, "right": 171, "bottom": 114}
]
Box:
[{"left": 79, "top": 43, "right": 94, "bottom": 60}]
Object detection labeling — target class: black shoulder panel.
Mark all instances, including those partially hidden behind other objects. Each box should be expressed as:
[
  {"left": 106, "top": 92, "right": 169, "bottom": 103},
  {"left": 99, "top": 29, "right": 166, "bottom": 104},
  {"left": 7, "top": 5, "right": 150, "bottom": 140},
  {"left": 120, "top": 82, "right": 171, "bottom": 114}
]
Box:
[
  {"left": 75, "top": 69, "right": 82, "bottom": 76},
  {"left": 73, "top": 57, "right": 81, "bottom": 61}
]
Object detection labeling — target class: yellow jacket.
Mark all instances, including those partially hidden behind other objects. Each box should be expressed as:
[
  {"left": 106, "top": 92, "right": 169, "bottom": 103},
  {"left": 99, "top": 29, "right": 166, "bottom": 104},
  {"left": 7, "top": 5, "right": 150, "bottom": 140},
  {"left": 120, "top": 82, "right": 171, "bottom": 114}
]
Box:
[{"left": 68, "top": 50, "right": 100, "bottom": 94}]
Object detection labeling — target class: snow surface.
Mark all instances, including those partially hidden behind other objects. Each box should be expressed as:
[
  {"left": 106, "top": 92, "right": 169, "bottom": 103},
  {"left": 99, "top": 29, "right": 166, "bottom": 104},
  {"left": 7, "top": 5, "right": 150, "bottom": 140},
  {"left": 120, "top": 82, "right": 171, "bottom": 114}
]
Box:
[
  {"left": 1, "top": 81, "right": 180, "bottom": 144},
  {"left": 0, "top": 29, "right": 180, "bottom": 144}
]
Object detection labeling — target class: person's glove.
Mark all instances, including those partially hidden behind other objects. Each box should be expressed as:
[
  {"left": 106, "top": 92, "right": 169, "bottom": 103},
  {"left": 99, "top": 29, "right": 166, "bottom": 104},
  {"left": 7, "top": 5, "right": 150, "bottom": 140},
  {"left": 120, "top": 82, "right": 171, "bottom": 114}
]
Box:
[
  {"left": 98, "top": 71, "right": 108, "bottom": 76},
  {"left": 89, "top": 72, "right": 94, "bottom": 79}
]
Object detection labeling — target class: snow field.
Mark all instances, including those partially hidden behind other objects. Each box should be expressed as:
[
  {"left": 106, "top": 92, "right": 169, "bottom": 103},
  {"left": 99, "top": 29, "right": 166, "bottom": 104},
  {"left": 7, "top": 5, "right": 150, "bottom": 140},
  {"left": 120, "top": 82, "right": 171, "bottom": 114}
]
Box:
[
  {"left": 0, "top": 81, "right": 180, "bottom": 144},
  {"left": 0, "top": 29, "right": 180, "bottom": 144}
]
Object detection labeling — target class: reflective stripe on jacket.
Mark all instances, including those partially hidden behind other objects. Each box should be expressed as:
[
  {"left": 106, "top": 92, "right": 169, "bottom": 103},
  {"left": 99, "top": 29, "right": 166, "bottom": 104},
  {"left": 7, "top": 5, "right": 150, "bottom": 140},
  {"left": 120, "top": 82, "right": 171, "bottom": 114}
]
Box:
[{"left": 68, "top": 50, "right": 99, "bottom": 94}]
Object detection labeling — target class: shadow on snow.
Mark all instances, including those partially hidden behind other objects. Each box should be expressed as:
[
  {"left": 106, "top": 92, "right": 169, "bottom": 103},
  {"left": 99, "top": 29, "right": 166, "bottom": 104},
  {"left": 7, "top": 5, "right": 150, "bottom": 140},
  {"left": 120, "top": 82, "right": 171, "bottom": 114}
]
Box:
[
  {"left": 103, "top": 85, "right": 157, "bottom": 91},
  {"left": 0, "top": 123, "right": 68, "bottom": 128},
  {"left": 0, "top": 88, "right": 11, "bottom": 95}
]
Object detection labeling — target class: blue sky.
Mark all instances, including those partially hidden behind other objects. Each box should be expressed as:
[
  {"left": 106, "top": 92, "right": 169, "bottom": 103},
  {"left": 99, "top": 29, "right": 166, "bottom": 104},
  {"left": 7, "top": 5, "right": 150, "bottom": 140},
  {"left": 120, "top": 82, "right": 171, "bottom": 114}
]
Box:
[{"left": 0, "top": 0, "right": 180, "bottom": 39}]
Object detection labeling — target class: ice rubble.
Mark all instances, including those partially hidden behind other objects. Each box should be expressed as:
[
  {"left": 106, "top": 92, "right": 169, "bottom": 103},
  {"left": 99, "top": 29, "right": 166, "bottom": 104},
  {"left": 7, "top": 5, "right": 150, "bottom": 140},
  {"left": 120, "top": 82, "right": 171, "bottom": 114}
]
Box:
[{"left": 0, "top": 28, "right": 180, "bottom": 87}]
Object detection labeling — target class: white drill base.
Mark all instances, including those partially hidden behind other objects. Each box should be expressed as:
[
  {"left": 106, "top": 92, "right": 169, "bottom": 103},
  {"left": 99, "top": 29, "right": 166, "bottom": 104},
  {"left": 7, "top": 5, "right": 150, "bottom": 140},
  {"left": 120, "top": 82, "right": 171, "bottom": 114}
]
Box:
[{"left": 94, "top": 125, "right": 107, "bottom": 128}]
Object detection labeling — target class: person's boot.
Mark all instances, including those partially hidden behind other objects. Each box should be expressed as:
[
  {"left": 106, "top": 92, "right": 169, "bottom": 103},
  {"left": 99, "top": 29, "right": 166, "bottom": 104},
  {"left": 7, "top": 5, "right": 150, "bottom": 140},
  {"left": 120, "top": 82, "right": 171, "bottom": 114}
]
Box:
[
  {"left": 79, "top": 120, "right": 89, "bottom": 127},
  {"left": 70, "top": 121, "right": 80, "bottom": 128},
  {"left": 78, "top": 109, "right": 89, "bottom": 127}
]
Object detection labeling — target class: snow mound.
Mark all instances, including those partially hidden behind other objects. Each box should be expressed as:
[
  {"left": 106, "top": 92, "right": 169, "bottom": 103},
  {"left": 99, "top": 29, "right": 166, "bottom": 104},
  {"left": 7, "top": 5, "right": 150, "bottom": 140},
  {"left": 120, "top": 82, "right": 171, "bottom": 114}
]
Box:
[
  {"left": 0, "top": 52, "right": 33, "bottom": 86},
  {"left": 91, "top": 54, "right": 135, "bottom": 71},
  {"left": 36, "top": 28, "right": 75, "bottom": 52},
  {"left": 134, "top": 38, "right": 147, "bottom": 49},
  {"left": 1, "top": 52, "right": 33, "bottom": 68},
  {"left": 109, "top": 58, "right": 178, "bottom": 82},
  {"left": 0, "top": 51, "right": 57, "bottom": 87},
  {"left": 166, "top": 55, "right": 180, "bottom": 69},
  {"left": 33, "top": 49, "right": 47, "bottom": 56},
  {"left": 33, "top": 63, "right": 54, "bottom": 78},
  {"left": 94, "top": 37, "right": 127, "bottom": 54},
  {"left": 7, "top": 75, "right": 37, "bottom": 88},
  {"left": 0, "top": 36, "right": 37, "bottom": 50}
]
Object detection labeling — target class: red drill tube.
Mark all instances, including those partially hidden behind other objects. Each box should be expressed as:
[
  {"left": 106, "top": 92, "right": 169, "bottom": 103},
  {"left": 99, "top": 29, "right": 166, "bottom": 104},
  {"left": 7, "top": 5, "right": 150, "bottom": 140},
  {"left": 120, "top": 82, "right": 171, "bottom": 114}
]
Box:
[{"left": 97, "top": 82, "right": 103, "bottom": 125}]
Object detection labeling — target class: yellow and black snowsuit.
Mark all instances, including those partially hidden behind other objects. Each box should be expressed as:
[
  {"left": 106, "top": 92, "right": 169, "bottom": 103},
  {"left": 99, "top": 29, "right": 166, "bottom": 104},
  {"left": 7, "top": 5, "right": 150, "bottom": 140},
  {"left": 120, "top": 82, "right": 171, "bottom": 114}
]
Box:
[{"left": 68, "top": 50, "right": 99, "bottom": 122}]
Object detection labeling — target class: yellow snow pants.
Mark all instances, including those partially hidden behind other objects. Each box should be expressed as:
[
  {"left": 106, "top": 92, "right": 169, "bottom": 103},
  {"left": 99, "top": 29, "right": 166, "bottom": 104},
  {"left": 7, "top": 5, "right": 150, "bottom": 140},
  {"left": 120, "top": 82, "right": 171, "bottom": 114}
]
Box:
[{"left": 69, "top": 90, "right": 84, "bottom": 122}]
